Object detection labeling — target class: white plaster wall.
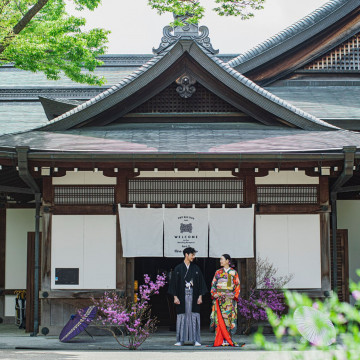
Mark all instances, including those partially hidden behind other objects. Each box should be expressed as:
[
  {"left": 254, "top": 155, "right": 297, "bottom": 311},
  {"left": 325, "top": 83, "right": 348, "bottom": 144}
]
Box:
[
  {"left": 337, "top": 201, "right": 360, "bottom": 286},
  {"left": 51, "top": 215, "right": 84, "bottom": 289},
  {"left": 5, "top": 209, "right": 36, "bottom": 290},
  {"left": 256, "top": 214, "right": 321, "bottom": 289},
  {"left": 137, "top": 170, "right": 235, "bottom": 178},
  {"left": 4, "top": 295, "right": 16, "bottom": 317},
  {"left": 52, "top": 171, "right": 116, "bottom": 185},
  {"left": 51, "top": 215, "right": 116, "bottom": 289},
  {"left": 255, "top": 170, "right": 319, "bottom": 185},
  {"left": 83, "top": 216, "right": 116, "bottom": 289}
]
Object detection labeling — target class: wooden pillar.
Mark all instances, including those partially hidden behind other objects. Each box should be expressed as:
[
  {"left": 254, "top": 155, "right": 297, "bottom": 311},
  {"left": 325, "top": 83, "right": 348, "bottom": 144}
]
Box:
[
  {"left": 0, "top": 207, "right": 6, "bottom": 321},
  {"left": 40, "top": 177, "right": 52, "bottom": 333},
  {"left": 319, "top": 176, "right": 331, "bottom": 293},
  {"left": 116, "top": 173, "right": 127, "bottom": 295},
  {"left": 245, "top": 175, "right": 257, "bottom": 295},
  {"left": 126, "top": 258, "right": 135, "bottom": 300}
]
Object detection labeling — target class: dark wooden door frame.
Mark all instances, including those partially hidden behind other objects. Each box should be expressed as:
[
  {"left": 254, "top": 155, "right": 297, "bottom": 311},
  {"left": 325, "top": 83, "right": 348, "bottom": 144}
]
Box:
[{"left": 26, "top": 232, "right": 42, "bottom": 333}]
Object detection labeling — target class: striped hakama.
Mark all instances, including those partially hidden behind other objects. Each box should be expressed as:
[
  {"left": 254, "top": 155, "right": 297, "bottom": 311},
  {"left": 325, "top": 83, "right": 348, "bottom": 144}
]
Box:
[{"left": 176, "top": 288, "right": 201, "bottom": 344}]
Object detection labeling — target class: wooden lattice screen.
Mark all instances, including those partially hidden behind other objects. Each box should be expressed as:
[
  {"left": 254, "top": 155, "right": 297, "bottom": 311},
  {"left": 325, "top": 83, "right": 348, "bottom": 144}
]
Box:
[
  {"left": 54, "top": 186, "right": 115, "bottom": 205},
  {"left": 130, "top": 82, "right": 240, "bottom": 113},
  {"left": 128, "top": 178, "right": 244, "bottom": 204},
  {"left": 330, "top": 229, "right": 349, "bottom": 303},
  {"left": 256, "top": 185, "right": 319, "bottom": 204},
  {"left": 304, "top": 33, "right": 360, "bottom": 70}
]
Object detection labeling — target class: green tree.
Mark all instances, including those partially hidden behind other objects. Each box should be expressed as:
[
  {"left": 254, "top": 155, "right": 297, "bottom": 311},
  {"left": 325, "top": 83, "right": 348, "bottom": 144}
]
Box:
[
  {"left": 148, "top": 0, "right": 266, "bottom": 25},
  {"left": 0, "top": 0, "right": 109, "bottom": 85}
]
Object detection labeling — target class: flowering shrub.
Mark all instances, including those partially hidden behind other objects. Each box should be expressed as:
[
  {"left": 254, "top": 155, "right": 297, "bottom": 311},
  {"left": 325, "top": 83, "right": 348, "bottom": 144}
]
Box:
[
  {"left": 254, "top": 269, "right": 360, "bottom": 359},
  {"left": 238, "top": 277, "right": 286, "bottom": 335},
  {"left": 92, "top": 273, "right": 166, "bottom": 350}
]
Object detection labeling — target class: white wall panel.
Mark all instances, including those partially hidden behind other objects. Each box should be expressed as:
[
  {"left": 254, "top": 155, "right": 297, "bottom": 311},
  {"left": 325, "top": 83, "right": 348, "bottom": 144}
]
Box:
[
  {"left": 256, "top": 214, "right": 321, "bottom": 289},
  {"left": 51, "top": 215, "right": 116, "bottom": 289},
  {"left": 256, "top": 215, "right": 289, "bottom": 278},
  {"left": 5, "top": 209, "right": 35, "bottom": 289},
  {"left": 51, "top": 215, "right": 84, "bottom": 289},
  {"left": 4, "top": 295, "right": 16, "bottom": 316},
  {"left": 83, "top": 216, "right": 116, "bottom": 289},
  {"left": 255, "top": 170, "right": 319, "bottom": 185},
  {"left": 137, "top": 170, "right": 235, "bottom": 178},
  {"left": 287, "top": 215, "right": 321, "bottom": 288},
  {"left": 53, "top": 171, "right": 116, "bottom": 185}
]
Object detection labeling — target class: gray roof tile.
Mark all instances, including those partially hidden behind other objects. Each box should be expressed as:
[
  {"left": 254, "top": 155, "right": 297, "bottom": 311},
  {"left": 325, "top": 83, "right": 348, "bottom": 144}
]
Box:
[
  {"left": 228, "top": 0, "right": 358, "bottom": 71},
  {"left": 0, "top": 124, "right": 359, "bottom": 153}
]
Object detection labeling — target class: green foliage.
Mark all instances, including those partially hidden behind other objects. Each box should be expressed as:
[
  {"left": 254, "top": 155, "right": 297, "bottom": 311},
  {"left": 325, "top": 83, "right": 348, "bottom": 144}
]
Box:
[
  {"left": 254, "top": 274, "right": 360, "bottom": 359},
  {"left": 148, "top": 0, "right": 205, "bottom": 26},
  {"left": 0, "top": 0, "right": 109, "bottom": 85},
  {"left": 213, "top": 0, "right": 265, "bottom": 19},
  {"left": 148, "top": 0, "right": 266, "bottom": 25}
]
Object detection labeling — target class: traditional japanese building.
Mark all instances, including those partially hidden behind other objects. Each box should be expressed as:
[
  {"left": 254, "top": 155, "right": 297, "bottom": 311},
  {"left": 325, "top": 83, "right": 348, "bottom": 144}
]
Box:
[{"left": 0, "top": 0, "right": 360, "bottom": 335}]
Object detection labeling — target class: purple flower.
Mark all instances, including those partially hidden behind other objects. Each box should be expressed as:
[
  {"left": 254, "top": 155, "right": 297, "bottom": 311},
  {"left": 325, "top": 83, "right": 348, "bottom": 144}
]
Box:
[{"left": 352, "top": 290, "right": 360, "bottom": 301}]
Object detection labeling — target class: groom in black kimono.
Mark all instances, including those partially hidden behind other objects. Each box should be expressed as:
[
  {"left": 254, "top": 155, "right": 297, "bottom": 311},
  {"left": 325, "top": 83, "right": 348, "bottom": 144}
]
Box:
[{"left": 168, "top": 247, "right": 207, "bottom": 346}]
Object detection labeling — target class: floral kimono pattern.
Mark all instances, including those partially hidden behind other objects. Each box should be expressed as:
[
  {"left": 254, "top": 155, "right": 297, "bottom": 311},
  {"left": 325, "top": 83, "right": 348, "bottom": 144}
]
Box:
[{"left": 210, "top": 268, "right": 240, "bottom": 344}]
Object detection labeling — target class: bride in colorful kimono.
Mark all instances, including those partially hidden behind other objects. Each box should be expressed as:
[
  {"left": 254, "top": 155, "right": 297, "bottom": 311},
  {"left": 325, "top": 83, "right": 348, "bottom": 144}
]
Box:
[{"left": 210, "top": 254, "right": 240, "bottom": 347}]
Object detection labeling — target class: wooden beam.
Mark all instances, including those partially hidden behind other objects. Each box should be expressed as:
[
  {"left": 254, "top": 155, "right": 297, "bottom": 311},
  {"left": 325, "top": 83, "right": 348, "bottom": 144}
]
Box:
[
  {"left": 337, "top": 185, "right": 360, "bottom": 193},
  {"left": 257, "top": 204, "right": 328, "bottom": 214},
  {"left": 116, "top": 173, "right": 127, "bottom": 293},
  {"left": 51, "top": 205, "right": 115, "bottom": 215},
  {"left": 39, "top": 290, "right": 118, "bottom": 299},
  {"left": 0, "top": 208, "right": 5, "bottom": 290},
  {"left": 42, "top": 177, "right": 53, "bottom": 204},
  {"left": 244, "top": 175, "right": 256, "bottom": 297},
  {"left": 319, "top": 176, "right": 331, "bottom": 293},
  {"left": 41, "top": 211, "right": 51, "bottom": 292},
  {"left": 0, "top": 186, "right": 33, "bottom": 194},
  {"left": 0, "top": 289, "right": 26, "bottom": 295},
  {"left": 126, "top": 258, "right": 135, "bottom": 300}
]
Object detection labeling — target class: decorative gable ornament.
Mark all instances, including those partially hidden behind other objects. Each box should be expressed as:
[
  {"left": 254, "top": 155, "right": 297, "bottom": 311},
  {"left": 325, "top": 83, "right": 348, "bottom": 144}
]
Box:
[
  {"left": 176, "top": 74, "right": 197, "bottom": 98},
  {"left": 153, "top": 14, "right": 219, "bottom": 55}
]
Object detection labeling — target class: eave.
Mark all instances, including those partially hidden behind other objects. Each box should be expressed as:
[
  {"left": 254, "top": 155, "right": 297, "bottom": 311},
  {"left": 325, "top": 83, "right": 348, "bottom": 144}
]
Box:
[
  {"left": 229, "top": 0, "right": 360, "bottom": 86},
  {"left": 32, "top": 41, "right": 337, "bottom": 132}
]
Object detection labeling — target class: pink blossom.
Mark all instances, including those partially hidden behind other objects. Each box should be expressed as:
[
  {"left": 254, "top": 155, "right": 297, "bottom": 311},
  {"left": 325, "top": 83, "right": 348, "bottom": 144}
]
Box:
[{"left": 352, "top": 290, "right": 360, "bottom": 301}]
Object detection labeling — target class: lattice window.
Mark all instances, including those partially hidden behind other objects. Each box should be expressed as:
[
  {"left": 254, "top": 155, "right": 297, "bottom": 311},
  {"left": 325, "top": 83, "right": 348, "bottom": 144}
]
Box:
[
  {"left": 130, "top": 82, "right": 240, "bottom": 113},
  {"left": 54, "top": 186, "right": 115, "bottom": 205},
  {"left": 256, "top": 185, "right": 318, "bottom": 204},
  {"left": 304, "top": 33, "right": 360, "bottom": 70},
  {"left": 128, "top": 179, "right": 244, "bottom": 204}
]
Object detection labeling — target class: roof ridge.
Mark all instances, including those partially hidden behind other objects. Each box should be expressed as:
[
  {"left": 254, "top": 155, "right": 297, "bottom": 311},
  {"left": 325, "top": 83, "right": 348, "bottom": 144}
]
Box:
[{"left": 227, "top": 0, "right": 354, "bottom": 69}]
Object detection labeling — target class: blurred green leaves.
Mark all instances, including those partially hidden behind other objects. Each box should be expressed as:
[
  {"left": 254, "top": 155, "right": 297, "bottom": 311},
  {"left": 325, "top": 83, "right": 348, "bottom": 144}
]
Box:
[{"left": 0, "top": 0, "right": 109, "bottom": 85}]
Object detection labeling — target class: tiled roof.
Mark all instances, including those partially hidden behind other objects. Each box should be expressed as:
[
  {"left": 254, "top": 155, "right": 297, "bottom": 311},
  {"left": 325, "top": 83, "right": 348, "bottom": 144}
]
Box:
[
  {"left": 35, "top": 41, "right": 338, "bottom": 132},
  {"left": 206, "top": 54, "right": 338, "bottom": 131},
  {"left": 228, "top": 0, "right": 359, "bottom": 71},
  {"left": 265, "top": 86, "right": 360, "bottom": 122},
  {"left": 0, "top": 123, "right": 358, "bottom": 153}
]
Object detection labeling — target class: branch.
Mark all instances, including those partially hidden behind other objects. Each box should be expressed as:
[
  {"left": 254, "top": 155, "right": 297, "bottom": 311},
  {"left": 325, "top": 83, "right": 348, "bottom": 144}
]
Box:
[
  {"left": 0, "top": 0, "right": 12, "bottom": 16},
  {"left": 0, "top": 0, "right": 49, "bottom": 54}
]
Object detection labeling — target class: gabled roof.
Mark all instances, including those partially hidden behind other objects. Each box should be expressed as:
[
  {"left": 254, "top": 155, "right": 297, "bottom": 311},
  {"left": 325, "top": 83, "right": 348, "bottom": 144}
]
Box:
[
  {"left": 39, "top": 96, "right": 83, "bottom": 120},
  {"left": 33, "top": 33, "right": 337, "bottom": 131},
  {"left": 228, "top": 0, "right": 360, "bottom": 79}
]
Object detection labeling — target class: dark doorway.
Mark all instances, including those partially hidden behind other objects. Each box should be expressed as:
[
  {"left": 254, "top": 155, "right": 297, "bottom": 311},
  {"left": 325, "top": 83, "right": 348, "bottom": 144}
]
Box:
[{"left": 135, "top": 257, "right": 218, "bottom": 329}]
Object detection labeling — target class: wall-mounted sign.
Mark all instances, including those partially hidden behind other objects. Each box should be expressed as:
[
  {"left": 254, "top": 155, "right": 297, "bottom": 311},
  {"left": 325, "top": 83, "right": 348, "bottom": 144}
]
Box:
[
  {"left": 55, "top": 268, "right": 79, "bottom": 285},
  {"left": 164, "top": 208, "right": 208, "bottom": 257}
]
